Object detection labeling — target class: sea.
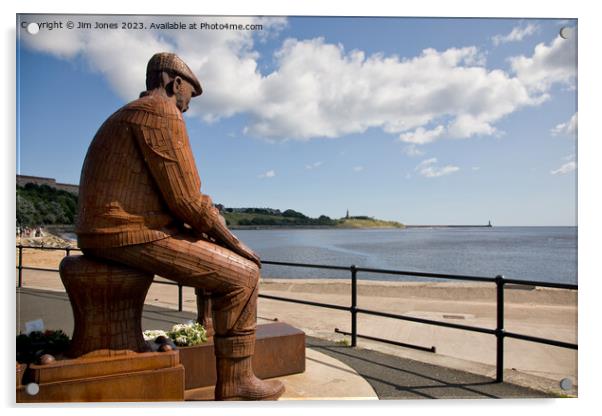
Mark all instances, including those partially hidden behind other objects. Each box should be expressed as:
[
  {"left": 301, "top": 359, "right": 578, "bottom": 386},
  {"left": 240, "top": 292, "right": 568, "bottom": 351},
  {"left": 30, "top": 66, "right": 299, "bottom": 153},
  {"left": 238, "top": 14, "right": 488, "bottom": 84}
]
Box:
[
  {"left": 60, "top": 226, "right": 577, "bottom": 285},
  {"left": 233, "top": 227, "right": 577, "bottom": 285}
]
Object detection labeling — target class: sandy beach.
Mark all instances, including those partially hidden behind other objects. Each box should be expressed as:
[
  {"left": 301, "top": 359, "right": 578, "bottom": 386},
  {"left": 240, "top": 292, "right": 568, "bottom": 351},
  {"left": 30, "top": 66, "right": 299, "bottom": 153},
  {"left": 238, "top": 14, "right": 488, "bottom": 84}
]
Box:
[{"left": 16, "top": 238, "right": 578, "bottom": 395}]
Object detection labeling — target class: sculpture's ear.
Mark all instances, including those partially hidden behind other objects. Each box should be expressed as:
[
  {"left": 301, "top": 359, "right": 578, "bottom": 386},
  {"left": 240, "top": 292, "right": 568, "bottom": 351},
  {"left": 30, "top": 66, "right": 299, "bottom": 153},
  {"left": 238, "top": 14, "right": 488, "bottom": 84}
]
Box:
[{"left": 172, "top": 75, "right": 184, "bottom": 94}]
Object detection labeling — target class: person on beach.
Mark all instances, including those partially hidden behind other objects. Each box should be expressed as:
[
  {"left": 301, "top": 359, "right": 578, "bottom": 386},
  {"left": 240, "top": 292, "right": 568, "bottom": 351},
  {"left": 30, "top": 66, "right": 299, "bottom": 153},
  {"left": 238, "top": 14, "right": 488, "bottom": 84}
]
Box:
[{"left": 75, "top": 52, "right": 284, "bottom": 401}]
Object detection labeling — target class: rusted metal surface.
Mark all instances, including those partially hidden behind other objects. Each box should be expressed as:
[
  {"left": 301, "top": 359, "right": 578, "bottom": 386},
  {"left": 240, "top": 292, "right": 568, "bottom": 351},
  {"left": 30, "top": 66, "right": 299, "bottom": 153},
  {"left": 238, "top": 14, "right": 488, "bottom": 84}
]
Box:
[
  {"left": 18, "top": 350, "right": 184, "bottom": 403},
  {"left": 59, "top": 255, "right": 153, "bottom": 357},
  {"left": 62, "top": 52, "right": 287, "bottom": 400}
]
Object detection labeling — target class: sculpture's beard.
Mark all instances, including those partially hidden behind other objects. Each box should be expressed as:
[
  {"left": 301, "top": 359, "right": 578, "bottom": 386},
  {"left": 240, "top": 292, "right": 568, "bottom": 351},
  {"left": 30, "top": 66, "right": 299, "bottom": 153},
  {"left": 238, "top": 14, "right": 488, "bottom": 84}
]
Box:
[{"left": 176, "top": 96, "right": 189, "bottom": 113}]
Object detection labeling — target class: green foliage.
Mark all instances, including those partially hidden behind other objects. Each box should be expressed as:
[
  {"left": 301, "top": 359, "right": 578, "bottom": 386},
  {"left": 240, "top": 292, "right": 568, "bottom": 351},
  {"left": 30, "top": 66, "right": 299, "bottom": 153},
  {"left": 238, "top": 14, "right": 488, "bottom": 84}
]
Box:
[
  {"left": 224, "top": 210, "right": 342, "bottom": 227},
  {"left": 282, "top": 209, "right": 307, "bottom": 219},
  {"left": 16, "top": 184, "right": 78, "bottom": 227},
  {"left": 223, "top": 207, "right": 403, "bottom": 229},
  {"left": 16, "top": 330, "right": 71, "bottom": 364}
]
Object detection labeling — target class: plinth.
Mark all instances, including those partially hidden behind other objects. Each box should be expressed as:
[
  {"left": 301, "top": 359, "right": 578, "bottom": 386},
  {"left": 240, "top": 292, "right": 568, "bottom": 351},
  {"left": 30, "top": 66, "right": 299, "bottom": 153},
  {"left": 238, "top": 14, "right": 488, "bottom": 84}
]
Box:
[{"left": 17, "top": 350, "right": 184, "bottom": 402}]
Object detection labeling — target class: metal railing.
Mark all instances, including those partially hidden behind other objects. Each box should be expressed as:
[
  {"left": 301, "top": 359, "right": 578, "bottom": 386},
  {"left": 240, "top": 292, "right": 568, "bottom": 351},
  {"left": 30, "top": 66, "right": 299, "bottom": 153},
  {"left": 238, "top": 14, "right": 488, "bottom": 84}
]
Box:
[
  {"left": 16, "top": 244, "right": 578, "bottom": 383},
  {"left": 16, "top": 244, "right": 187, "bottom": 312}
]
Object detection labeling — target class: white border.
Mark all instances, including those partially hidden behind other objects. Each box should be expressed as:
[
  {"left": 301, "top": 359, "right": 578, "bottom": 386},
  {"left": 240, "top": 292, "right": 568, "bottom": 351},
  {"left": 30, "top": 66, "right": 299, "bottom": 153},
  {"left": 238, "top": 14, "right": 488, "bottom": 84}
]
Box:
[{"left": 3, "top": 1, "right": 600, "bottom": 415}]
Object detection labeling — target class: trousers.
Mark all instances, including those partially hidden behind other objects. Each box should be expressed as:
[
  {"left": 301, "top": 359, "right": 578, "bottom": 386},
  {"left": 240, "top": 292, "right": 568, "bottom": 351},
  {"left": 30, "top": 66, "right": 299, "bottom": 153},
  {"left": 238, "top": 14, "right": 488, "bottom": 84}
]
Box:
[{"left": 82, "top": 232, "right": 260, "bottom": 358}]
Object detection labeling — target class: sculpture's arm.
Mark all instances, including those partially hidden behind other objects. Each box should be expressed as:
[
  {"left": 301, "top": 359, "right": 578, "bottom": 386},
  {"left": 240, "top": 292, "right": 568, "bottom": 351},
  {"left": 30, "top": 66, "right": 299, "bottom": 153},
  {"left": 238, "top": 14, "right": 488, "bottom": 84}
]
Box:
[{"left": 130, "top": 117, "right": 260, "bottom": 266}]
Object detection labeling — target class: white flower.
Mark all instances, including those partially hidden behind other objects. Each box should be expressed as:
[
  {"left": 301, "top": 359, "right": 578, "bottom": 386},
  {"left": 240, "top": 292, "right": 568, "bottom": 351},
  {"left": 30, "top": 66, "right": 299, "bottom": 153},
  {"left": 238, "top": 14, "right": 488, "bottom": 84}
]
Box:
[
  {"left": 175, "top": 336, "right": 188, "bottom": 346},
  {"left": 167, "top": 322, "right": 208, "bottom": 346},
  {"left": 142, "top": 329, "right": 167, "bottom": 341}
]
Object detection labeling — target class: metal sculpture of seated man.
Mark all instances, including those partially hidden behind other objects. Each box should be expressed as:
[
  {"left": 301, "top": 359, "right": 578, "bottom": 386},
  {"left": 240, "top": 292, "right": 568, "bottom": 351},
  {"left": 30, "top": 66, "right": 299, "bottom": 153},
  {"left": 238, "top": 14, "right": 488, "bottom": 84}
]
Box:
[{"left": 75, "top": 52, "right": 285, "bottom": 401}]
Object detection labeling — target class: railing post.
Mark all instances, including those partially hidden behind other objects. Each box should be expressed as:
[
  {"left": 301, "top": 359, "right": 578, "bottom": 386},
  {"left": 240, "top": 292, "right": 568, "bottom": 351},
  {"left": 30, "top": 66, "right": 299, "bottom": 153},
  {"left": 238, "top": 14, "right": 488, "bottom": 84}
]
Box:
[
  {"left": 17, "top": 244, "right": 23, "bottom": 288},
  {"left": 350, "top": 265, "right": 357, "bottom": 347},
  {"left": 66, "top": 247, "right": 71, "bottom": 257},
  {"left": 178, "top": 284, "right": 183, "bottom": 312},
  {"left": 495, "top": 274, "right": 505, "bottom": 383}
]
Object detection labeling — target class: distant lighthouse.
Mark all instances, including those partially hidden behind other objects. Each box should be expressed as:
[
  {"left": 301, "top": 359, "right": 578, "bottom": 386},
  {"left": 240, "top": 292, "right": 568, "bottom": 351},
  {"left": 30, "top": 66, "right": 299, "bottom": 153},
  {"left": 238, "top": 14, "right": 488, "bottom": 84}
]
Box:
[{"left": 346, "top": 209, "right": 349, "bottom": 219}]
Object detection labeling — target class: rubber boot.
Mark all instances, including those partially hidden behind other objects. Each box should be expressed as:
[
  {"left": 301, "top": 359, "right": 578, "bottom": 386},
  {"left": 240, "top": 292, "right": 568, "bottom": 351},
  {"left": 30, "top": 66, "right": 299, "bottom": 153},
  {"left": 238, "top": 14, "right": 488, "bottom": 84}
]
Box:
[{"left": 214, "top": 355, "right": 285, "bottom": 401}]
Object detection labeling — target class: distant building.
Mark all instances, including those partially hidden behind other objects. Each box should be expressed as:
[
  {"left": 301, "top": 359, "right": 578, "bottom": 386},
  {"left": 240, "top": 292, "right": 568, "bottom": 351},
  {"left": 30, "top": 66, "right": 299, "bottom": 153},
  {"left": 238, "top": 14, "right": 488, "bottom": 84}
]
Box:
[
  {"left": 346, "top": 209, "right": 349, "bottom": 219},
  {"left": 16, "top": 174, "right": 79, "bottom": 195}
]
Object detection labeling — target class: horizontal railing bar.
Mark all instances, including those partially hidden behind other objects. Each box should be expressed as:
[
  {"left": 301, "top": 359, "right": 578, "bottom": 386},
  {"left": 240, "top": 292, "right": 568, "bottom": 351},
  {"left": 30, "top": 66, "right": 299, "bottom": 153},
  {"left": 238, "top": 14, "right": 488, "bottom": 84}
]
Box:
[
  {"left": 152, "top": 279, "right": 180, "bottom": 287},
  {"left": 261, "top": 260, "right": 351, "bottom": 271},
  {"left": 502, "top": 278, "right": 577, "bottom": 291},
  {"left": 354, "top": 266, "right": 494, "bottom": 282},
  {"left": 16, "top": 245, "right": 81, "bottom": 251},
  {"left": 15, "top": 244, "right": 578, "bottom": 353},
  {"left": 16, "top": 245, "right": 578, "bottom": 289},
  {"left": 17, "top": 266, "right": 189, "bottom": 289},
  {"left": 503, "top": 331, "right": 578, "bottom": 350},
  {"left": 19, "top": 266, "right": 60, "bottom": 273},
  {"left": 334, "top": 328, "right": 436, "bottom": 353},
  {"left": 355, "top": 307, "right": 496, "bottom": 335},
  {"left": 259, "top": 293, "right": 351, "bottom": 312}
]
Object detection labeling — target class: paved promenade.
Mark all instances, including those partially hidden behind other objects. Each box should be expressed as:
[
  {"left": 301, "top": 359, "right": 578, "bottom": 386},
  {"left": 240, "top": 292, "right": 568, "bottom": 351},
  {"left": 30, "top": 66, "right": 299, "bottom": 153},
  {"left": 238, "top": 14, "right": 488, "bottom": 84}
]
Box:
[
  {"left": 17, "top": 280, "right": 570, "bottom": 400},
  {"left": 17, "top": 267, "right": 578, "bottom": 397}
]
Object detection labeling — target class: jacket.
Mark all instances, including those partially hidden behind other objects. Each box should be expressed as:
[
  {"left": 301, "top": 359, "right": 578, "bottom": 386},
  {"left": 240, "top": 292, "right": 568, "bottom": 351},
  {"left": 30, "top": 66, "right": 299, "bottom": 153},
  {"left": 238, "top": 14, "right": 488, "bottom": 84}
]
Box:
[{"left": 76, "top": 93, "right": 220, "bottom": 248}]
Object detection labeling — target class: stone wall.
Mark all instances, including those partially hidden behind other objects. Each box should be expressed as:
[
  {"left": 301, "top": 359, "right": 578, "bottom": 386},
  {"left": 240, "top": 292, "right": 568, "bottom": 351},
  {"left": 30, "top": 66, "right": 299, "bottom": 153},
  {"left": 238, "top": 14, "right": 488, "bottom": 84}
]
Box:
[{"left": 16, "top": 175, "right": 79, "bottom": 195}]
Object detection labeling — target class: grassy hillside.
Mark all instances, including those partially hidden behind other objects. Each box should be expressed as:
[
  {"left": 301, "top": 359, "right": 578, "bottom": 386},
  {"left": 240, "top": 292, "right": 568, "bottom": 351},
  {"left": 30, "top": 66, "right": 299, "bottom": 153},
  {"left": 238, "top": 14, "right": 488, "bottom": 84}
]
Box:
[
  {"left": 223, "top": 209, "right": 404, "bottom": 229},
  {"left": 15, "top": 186, "right": 404, "bottom": 230},
  {"left": 337, "top": 217, "right": 405, "bottom": 229},
  {"left": 222, "top": 208, "right": 340, "bottom": 227}
]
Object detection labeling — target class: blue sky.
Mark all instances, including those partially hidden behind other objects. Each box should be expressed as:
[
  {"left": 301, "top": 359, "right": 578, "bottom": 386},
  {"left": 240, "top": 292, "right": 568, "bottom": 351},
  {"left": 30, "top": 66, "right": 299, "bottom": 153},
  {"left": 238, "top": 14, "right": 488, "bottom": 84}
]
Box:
[{"left": 16, "top": 15, "right": 577, "bottom": 225}]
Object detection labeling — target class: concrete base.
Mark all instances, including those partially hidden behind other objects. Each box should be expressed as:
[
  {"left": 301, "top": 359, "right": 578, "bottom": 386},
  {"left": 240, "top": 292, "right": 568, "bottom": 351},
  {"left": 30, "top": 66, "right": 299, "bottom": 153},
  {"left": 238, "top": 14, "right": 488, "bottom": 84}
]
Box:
[
  {"left": 179, "top": 322, "right": 305, "bottom": 390},
  {"left": 185, "top": 347, "right": 378, "bottom": 401}
]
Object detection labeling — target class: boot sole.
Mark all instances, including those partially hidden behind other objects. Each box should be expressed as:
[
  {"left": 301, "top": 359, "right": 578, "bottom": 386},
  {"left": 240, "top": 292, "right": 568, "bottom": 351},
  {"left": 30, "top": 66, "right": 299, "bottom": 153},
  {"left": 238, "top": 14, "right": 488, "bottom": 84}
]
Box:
[{"left": 218, "top": 384, "right": 285, "bottom": 401}]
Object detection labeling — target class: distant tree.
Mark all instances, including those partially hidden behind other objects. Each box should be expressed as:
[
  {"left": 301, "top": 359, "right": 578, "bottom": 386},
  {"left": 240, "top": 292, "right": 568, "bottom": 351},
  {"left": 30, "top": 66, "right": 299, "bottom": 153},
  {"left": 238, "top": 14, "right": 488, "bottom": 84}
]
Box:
[
  {"left": 282, "top": 209, "right": 307, "bottom": 219},
  {"left": 16, "top": 195, "right": 38, "bottom": 226},
  {"left": 16, "top": 184, "right": 78, "bottom": 227}
]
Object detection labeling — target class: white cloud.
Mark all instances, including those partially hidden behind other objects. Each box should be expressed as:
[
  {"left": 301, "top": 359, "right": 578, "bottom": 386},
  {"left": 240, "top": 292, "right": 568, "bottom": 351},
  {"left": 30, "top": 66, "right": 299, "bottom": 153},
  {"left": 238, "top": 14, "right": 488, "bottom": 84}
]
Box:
[
  {"left": 399, "top": 125, "right": 445, "bottom": 144},
  {"left": 551, "top": 112, "right": 577, "bottom": 136},
  {"left": 22, "top": 15, "right": 575, "bottom": 144},
  {"left": 510, "top": 32, "right": 577, "bottom": 93},
  {"left": 21, "top": 15, "right": 286, "bottom": 120},
  {"left": 258, "top": 169, "right": 276, "bottom": 178},
  {"left": 550, "top": 154, "right": 576, "bottom": 175},
  {"left": 402, "top": 144, "right": 425, "bottom": 157},
  {"left": 305, "top": 161, "right": 323, "bottom": 170},
  {"left": 248, "top": 41, "right": 533, "bottom": 141},
  {"left": 353, "top": 166, "right": 364, "bottom": 172},
  {"left": 550, "top": 161, "right": 576, "bottom": 175},
  {"left": 415, "top": 158, "right": 460, "bottom": 178},
  {"left": 492, "top": 23, "right": 539, "bottom": 46}
]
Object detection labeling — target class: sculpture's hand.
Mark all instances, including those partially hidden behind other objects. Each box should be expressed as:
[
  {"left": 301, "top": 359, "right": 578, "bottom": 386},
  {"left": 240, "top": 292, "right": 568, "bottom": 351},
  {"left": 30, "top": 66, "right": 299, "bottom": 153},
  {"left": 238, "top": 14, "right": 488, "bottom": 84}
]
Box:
[
  {"left": 231, "top": 237, "right": 262, "bottom": 269},
  {"left": 205, "top": 205, "right": 261, "bottom": 268}
]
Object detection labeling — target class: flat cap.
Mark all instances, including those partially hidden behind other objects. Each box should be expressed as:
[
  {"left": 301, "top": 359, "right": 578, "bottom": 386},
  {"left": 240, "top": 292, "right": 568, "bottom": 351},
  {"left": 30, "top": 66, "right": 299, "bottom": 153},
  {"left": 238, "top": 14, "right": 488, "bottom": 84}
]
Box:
[{"left": 147, "top": 52, "right": 202, "bottom": 97}]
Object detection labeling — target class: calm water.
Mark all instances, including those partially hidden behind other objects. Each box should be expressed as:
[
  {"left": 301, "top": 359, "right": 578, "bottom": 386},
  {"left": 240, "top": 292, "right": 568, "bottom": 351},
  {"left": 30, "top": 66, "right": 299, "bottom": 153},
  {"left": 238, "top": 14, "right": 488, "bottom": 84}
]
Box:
[{"left": 233, "top": 227, "right": 577, "bottom": 284}]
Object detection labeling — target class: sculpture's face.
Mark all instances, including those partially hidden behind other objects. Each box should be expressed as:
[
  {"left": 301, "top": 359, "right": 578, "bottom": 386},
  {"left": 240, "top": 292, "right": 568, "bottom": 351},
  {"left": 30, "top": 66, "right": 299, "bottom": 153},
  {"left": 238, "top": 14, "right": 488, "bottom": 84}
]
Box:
[{"left": 173, "top": 77, "right": 195, "bottom": 113}]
